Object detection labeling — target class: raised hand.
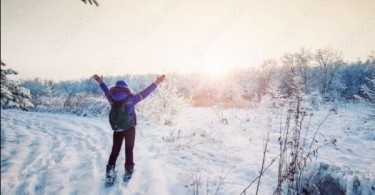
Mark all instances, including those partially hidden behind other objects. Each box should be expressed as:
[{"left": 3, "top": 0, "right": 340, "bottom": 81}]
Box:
[
  {"left": 155, "top": 74, "right": 166, "bottom": 85},
  {"left": 93, "top": 74, "right": 103, "bottom": 83}
]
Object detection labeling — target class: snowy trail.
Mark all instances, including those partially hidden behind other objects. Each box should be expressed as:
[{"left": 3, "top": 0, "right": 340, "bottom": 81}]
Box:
[
  {"left": 1, "top": 110, "right": 172, "bottom": 195},
  {"left": 1, "top": 105, "right": 375, "bottom": 194}
]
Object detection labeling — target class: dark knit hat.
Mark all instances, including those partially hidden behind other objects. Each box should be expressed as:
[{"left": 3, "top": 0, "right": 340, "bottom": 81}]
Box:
[{"left": 116, "top": 80, "right": 128, "bottom": 87}]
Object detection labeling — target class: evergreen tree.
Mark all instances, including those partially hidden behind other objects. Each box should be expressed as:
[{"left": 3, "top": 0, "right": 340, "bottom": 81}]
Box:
[
  {"left": 82, "top": 0, "right": 99, "bottom": 6},
  {"left": 1, "top": 61, "right": 34, "bottom": 111}
]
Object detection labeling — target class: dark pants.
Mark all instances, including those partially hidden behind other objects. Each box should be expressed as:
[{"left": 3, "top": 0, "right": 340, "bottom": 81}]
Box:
[{"left": 107, "top": 127, "right": 135, "bottom": 172}]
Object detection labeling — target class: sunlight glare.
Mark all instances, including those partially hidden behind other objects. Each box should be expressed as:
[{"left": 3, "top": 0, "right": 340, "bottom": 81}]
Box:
[{"left": 203, "top": 58, "right": 232, "bottom": 79}]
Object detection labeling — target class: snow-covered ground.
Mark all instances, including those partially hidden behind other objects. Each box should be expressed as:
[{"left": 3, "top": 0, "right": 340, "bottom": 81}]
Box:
[{"left": 1, "top": 104, "right": 374, "bottom": 195}]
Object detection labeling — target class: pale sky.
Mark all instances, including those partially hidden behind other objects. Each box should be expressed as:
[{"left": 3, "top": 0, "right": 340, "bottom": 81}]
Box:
[{"left": 1, "top": 0, "right": 375, "bottom": 80}]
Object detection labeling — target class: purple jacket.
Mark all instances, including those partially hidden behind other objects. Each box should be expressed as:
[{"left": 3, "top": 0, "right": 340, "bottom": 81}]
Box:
[{"left": 99, "top": 82, "right": 157, "bottom": 126}]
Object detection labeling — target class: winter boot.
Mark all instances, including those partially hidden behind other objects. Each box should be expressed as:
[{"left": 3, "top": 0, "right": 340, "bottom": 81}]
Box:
[
  {"left": 105, "top": 165, "right": 116, "bottom": 187},
  {"left": 106, "top": 165, "right": 115, "bottom": 176},
  {"left": 123, "top": 169, "right": 133, "bottom": 181}
]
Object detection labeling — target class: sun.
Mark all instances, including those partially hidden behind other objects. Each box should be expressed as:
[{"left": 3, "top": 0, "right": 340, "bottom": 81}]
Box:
[{"left": 203, "top": 60, "right": 232, "bottom": 79}]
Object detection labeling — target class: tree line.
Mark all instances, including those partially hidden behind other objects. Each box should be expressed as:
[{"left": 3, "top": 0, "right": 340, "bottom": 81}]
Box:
[{"left": 1, "top": 48, "right": 374, "bottom": 111}]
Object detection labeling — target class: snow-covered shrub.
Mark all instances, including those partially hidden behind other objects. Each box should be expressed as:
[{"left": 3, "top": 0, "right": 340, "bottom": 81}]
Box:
[
  {"left": 34, "top": 95, "right": 66, "bottom": 113},
  {"left": 1, "top": 61, "right": 34, "bottom": 110},
  {"left": 77, "top": 96, "right": 110, "bottom": 117},
  {"left": 34, "top": 84, "right": 66, "bottom": 112},
  {"left": 63, "top": 93, "right": 86, "bottom": 110},
  {"left": 137, "top": 78, "right": 189, "bottom": 126},
  {"left": 34, "top": 92, "right": 110, "bottom": 117},
  {"left": 306, "top": 90, "right": 323, "bottom": 111}
]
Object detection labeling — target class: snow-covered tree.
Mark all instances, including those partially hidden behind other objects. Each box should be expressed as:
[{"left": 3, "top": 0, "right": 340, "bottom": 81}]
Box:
[
  {"left": 1, "top": 61, "right": 34, "bottom": 111},
  {"left": 314, "top": 48, "right": 343, "bottom": 99},
  {"left": 258, "top": 59, "right": 279, "bottom": 95},
  {"left": 355, "top": 74, "right": 375, "bottom": 119},
  {"left": 278, "top": 48, "right": 315, "bottom": 97}
]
